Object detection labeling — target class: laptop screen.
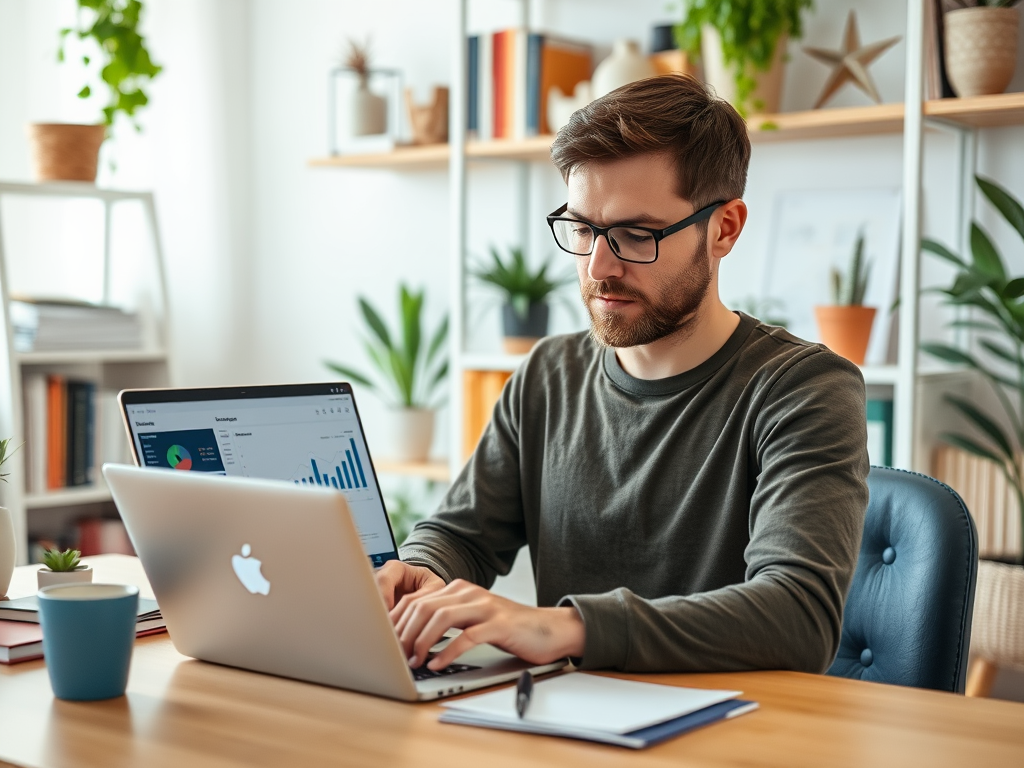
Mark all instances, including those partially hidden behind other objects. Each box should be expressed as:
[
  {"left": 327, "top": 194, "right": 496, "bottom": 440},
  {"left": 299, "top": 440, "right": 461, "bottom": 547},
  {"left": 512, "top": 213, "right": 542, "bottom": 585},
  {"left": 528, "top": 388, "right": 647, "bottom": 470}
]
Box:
[{"left": 118, "top": 383, "right": 400, "bottom": 567}]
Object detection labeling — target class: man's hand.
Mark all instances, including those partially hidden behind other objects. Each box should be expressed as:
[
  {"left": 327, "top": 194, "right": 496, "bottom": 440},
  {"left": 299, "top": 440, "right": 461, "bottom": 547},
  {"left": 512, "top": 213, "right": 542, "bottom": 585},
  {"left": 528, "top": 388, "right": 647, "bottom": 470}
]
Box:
[
  {"left": 374, "top": 559, "right": 446, "bottom": 611},
  {"left": 391, "top": 578, "right": 586, "bottom": 671}
]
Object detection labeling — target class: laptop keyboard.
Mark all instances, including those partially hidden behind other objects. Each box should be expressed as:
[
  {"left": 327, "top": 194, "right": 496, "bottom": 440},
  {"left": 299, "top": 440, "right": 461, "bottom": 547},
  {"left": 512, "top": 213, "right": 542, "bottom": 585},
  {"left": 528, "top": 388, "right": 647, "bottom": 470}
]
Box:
[{"left": 412, "top": 663, "right": 480, "bottom": 681}]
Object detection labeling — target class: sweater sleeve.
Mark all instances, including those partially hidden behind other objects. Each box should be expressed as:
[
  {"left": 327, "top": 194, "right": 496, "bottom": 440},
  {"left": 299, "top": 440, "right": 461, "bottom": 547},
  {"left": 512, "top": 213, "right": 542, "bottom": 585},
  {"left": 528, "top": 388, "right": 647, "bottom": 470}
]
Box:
[
  {"left": 561, "top": 352, "right": 869, "bottom": 673},
  {"left": 399, "top": 364, "right": 528, "bottom": 587}
]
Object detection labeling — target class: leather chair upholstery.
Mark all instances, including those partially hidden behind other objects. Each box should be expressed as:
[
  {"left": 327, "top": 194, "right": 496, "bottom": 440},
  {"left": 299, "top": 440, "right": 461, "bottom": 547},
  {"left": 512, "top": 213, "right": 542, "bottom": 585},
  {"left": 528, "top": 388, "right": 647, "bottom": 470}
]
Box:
[{"left": 827, "top": 467, "right": 978, "bottom": 693}]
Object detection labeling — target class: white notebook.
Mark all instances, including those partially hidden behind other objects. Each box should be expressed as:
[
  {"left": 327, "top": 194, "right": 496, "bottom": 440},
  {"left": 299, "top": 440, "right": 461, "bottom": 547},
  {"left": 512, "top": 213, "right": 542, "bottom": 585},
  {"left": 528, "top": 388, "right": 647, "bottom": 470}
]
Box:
[{"left": 441, "top": 672, "right": 741, "bottom": 735}]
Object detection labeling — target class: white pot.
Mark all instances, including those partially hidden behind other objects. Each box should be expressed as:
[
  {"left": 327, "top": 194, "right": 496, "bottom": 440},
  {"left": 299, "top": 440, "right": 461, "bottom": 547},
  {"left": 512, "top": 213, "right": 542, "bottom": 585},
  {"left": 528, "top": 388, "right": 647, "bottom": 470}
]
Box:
[
  {"left": 945, "top": 7, "right": 1019, "bottom": 98},
  {"left": 0, "top": 507, "right": 14, "bottom": 598},
  {"left": 349, "top": 77, "right": 388, "bottom": 136},
  {"left": 383, "top": 408, "right": 435, "bottom": 464},
  {"left": 37, "top": 565, "right": 93, "bottom": 590},
  {"left": 701, "top": 26, "right": 787, "bottom": 114},
  {"left": 591, "top": 40, "right": 657, "bottom": 99},
  {"left": 547, "top": 80, "right": 592, "bottom": 133}
]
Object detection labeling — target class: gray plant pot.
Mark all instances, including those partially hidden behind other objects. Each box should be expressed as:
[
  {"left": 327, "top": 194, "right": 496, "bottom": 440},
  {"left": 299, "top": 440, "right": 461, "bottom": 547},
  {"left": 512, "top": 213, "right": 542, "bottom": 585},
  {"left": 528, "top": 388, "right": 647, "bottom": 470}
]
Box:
[{"left": 502, "top": 303, "right": 549, "bottom": 340}]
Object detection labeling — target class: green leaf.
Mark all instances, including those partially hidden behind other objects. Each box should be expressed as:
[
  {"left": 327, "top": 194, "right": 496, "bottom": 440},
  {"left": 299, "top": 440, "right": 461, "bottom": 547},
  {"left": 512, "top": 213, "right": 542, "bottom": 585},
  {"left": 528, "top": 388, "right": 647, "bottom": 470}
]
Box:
[
  {"left": 978, "top": 338, "right": 1021, "bottom": 367},
  {"left": 977, "top": 175, "right": 1024, "bottom": 242},
  {"left": 400, "top": 285, "right": 422, "bottom": 379},
  {"left": 323, "top": 361, "right": 374, "bottom": 389},
  {"left": 922, "top": 238, "right": 967, "bottom": 268},
  {"left": 1004, "top": 278, "right": 1024, "bottom": 299},
  {"left": 426, "top": 315, "right": 449, "bottom": 366},
  {"left": 77, "top": 85, "right": 91, "bottom": 99},
  {"left": 920, "top": 342, "right": 981, "bottom": 367},
  {"left": 359, "top": 297, "right": 393, "bottom": 350},
  {"left": 948, "top": 318, "right": 1004, "bottom": 333},
  {"left": 944, "top": 395, "right": 1015, "bottom": 462},
  {"left": 971, "top": 223, "right": 1006, "bottom": 280}
]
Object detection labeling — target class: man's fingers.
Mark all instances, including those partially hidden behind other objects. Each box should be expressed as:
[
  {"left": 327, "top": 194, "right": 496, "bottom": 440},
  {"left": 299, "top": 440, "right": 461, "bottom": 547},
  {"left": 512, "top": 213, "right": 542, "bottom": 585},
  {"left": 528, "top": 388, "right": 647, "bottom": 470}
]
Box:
[
  {"left": 427, "top": 629, "right": 483, "bottom": 670},
  {"left": 390, "top": 578, "right": 445, "bottom": 624},
  {"left": 407, "top": 601, "right": 490, "bottom": 668},
  {"left": 374, "top": 562, "right": 402, "bottom": 610}
]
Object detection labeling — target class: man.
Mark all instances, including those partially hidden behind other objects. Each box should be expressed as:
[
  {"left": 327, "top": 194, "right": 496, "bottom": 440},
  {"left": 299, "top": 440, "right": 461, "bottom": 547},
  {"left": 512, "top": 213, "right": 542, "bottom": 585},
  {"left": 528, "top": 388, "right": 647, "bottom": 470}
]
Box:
[{"left": 377, "top": 74, "right": 869, "bottom": 675}]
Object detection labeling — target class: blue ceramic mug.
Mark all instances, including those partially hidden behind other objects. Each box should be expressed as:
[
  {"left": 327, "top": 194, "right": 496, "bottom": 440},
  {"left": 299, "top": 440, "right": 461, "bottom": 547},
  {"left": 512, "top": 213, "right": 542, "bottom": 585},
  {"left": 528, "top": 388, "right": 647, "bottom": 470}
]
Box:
[{"left": 38, "top": 583, "right": 139, "bottom": 701}]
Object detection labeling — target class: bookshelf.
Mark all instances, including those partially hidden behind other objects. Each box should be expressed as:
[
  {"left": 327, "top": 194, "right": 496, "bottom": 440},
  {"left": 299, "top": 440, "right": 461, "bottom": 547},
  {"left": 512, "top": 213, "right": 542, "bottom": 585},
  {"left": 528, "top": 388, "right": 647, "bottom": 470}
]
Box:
[
  {"left": 309, "top": 93, "right": 1024, "bottom": 170},
  {"left": 0, "top": 182, "right": 171, "bottom": 564},
  {"left": 309, "top": 0, "right": 1023, "bottom": 480}
]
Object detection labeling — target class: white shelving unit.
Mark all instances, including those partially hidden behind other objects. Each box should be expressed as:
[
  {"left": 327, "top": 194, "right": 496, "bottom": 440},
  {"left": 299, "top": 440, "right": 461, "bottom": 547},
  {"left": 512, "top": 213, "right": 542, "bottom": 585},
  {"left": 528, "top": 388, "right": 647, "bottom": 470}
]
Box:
[
  {"left": 311, "top": 0, "right": 1024, "bottom": 480},
  {"left": 0, "top": 181, "right": 172, "bottom": 564}
]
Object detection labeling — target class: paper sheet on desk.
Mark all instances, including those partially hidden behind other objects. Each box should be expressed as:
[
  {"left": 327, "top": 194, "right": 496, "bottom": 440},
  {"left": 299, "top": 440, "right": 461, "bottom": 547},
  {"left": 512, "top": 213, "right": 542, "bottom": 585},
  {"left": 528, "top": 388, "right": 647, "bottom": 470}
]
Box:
[{"left": 441, "top": 672, "right": 740, "bottom": 734}]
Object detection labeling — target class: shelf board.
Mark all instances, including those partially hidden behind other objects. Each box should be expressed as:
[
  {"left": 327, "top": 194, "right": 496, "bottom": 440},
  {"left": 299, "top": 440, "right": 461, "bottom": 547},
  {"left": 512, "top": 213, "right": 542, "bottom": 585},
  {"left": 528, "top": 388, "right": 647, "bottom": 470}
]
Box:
[
  {"left": 460, "top": 353, "right": 528, "bottom": 372},
  {"left": 0, "top": 181, "right": 152, "bottom": 201},
  {"left": 309, "top": 93, "right": 1024, "bottom": 169},
  {"left": 17, "top": 349, "right": 168, "bottom": 365},
  {"left": 374, "top": 459, "right": 451, "bottom": 482},
  {"left": 26, "top": 485, "right": 112, "bottom": 509}
]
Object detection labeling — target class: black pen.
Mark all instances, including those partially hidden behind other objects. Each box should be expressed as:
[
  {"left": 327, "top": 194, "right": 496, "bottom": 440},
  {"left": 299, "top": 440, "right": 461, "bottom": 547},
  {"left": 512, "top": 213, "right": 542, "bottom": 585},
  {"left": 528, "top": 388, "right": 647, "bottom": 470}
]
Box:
[{"left": 515, "top": 670, "right": 533, "bottom": 718}]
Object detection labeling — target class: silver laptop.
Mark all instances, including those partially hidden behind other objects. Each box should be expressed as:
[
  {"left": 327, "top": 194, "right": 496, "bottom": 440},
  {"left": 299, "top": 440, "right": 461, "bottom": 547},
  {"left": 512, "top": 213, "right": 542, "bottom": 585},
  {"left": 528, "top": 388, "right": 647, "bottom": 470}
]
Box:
[{"left": 108, "top": 383, "right": 565, "bottom": 700}]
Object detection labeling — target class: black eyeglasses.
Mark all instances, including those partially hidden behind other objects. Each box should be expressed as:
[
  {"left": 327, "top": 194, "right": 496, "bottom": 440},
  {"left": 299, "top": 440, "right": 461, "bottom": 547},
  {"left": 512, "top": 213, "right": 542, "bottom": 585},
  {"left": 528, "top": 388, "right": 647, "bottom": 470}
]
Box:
[{"left": 546, "top": 201, "right": 726, "bottom": 264}]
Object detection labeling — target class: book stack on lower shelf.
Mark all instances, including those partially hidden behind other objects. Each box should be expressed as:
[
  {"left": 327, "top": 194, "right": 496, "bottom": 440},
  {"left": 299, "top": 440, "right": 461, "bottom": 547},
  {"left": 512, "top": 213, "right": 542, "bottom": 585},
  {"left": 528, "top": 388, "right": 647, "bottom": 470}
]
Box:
[
  {"left": 22, "top": 374, "right": 130, "bottom": 497},
  {"left": 10, "top": 299, "right": 142, "bottom": 353}
]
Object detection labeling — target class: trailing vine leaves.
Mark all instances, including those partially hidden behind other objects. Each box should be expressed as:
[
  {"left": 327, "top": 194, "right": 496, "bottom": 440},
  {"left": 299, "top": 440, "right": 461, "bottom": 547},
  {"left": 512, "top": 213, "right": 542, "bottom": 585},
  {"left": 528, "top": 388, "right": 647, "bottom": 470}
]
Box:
[
  {"left": 674, "top": 0, "right": 814, "bottom": 116},
  {"left": 58, "top": 0, "right": 162, "bottom": 129}
]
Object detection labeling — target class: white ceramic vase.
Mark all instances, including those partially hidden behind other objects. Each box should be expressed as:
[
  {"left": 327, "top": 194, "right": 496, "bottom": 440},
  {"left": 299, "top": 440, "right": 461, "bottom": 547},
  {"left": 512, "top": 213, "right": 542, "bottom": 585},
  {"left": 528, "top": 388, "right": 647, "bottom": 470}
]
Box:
[
  {"left": 383, "top": 408, "right": 435, "bottom": 463},
  {"left": 945, "top": 7, "right": 1019, "bottom": 98},
  {"left": 547, "top": 80, "right": 592, "bottom": 133},
  {"left": 0, "top": 506, "right": 15, "bottom": 598},
  {"left": 350, "top": 77, "right": 388, "bottom": 136},
  {"left": 37, "top": 565, "right": 93, "bottom": 590},
  {"left": 701, "top": 25, "right": 787, "bottom": 114},
  {"left": 591, "top": 40, "right": 657, "bottom": 100}
]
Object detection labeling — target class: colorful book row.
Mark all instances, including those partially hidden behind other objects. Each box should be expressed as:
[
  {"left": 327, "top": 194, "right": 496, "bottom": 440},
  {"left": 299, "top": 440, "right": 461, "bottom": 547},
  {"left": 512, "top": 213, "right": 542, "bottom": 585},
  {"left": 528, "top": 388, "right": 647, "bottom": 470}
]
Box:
[{"left": 467, "top": 29, "right": 592, "bottom": 140}]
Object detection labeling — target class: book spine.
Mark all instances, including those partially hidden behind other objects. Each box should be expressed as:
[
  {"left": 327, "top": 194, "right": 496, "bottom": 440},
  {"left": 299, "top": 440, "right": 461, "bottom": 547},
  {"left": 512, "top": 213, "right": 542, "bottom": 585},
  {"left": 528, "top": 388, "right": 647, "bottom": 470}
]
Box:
[
  {"left": 526, "top": 33, "right": 542, "bottom": 137},
  {"left": 467, "top": 35, "right": 479, "bottom": 136},
  {"left": 23, "top": 373, "right": 47, "bottom": 494},
  {"left": 84, "top": 382, "right": 97, "bottom": 484},
  {"left": 479, "top": 32, "right": 493, "bottom": 141},
  {"left": 507, "top": 29, "right": 521, "bottom": 139},
  {"left": 46, "top": 375, "right": 66, "bottom": 490},
  {"left": 492, "top": 30, "right": 506, "bottom": 139}
]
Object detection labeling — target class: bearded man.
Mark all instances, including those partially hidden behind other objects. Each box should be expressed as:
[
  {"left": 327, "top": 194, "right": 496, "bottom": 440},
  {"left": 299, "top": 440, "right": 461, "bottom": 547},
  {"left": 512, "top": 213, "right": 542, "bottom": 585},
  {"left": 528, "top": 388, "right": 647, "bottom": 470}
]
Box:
[{"left": 376, "top": 74, "right": 869, "bottom": 674}]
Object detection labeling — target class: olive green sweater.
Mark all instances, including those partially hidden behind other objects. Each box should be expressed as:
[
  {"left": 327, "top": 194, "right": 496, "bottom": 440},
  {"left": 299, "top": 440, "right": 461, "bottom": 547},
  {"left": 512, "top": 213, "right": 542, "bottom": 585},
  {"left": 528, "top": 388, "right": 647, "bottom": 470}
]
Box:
[{"left": 401, "top": 313, "right": 869, "bottom": 673}]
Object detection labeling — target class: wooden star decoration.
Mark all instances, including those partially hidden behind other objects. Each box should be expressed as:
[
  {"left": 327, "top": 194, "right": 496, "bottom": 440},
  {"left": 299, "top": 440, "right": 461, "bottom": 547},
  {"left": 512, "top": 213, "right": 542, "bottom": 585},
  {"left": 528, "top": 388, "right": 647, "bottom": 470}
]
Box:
[{"left": 803, "top": 11, "right": 901, "bottom": 109}]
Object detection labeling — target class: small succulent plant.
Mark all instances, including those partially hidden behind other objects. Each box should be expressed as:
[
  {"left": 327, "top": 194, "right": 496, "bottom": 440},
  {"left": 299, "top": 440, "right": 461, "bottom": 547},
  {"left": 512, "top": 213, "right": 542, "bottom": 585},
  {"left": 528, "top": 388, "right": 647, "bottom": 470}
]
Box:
[{"left": 42, "top": 548, "right": 83, "bottom": 573}]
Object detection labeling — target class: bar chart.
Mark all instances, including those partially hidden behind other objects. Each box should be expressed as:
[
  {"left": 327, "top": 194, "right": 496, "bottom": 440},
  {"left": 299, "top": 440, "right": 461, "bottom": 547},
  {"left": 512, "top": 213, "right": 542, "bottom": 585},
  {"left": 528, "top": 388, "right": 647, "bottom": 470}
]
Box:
[{"left": 294, "top": 438, "right": 369, "bottom": 490}]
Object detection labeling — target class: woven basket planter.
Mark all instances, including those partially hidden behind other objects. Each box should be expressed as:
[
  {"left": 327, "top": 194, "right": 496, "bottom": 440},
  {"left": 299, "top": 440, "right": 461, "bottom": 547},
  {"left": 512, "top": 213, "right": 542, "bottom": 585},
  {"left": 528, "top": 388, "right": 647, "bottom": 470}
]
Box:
[
  {"left": 26, "top": 123, "right": 106, "bottom": 182},
  {"left": 971, "top": 559, "right": 1024, "bottom": 671}
]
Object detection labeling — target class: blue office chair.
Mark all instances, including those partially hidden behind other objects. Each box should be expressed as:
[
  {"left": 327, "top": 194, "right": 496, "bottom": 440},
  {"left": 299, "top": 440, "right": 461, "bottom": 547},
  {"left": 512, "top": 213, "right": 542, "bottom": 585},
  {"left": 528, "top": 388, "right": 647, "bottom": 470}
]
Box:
[{"left": 827, "top": 467, "right": 978, "bottom": 693}]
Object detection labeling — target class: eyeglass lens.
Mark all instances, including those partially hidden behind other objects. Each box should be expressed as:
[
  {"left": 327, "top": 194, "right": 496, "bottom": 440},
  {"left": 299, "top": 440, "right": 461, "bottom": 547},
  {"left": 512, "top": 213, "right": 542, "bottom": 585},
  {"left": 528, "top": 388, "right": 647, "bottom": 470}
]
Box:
[{"left": 550, "top": 220, "right": 658, "bottom": 263}]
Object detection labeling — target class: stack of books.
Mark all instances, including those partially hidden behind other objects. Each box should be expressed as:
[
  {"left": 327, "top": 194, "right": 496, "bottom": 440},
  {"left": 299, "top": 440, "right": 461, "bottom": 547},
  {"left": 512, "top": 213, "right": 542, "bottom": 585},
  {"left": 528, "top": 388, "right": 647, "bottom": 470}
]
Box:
[
  {"left": 10, "top": 299, "right": 143, "bottom": 353},
  {"left": 467, "top": 29, "right": 592, "bottom": 140},
  {"left": 22, "top": 375, "right": 130, "bottom": 494}
]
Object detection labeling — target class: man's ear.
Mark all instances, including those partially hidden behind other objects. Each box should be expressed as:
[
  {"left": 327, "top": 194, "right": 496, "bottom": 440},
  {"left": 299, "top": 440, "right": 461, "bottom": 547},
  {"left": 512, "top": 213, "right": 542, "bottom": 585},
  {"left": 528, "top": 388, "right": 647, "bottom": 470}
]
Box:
[{"left": 709, "top": 199, "right": 748, "bottom": 259}]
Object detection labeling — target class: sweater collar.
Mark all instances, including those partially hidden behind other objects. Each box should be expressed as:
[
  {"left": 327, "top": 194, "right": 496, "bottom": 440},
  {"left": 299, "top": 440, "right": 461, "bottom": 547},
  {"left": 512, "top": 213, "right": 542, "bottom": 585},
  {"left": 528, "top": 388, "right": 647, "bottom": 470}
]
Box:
[{"left": 602, "top": 312, "right": 758, "bottom": 396}]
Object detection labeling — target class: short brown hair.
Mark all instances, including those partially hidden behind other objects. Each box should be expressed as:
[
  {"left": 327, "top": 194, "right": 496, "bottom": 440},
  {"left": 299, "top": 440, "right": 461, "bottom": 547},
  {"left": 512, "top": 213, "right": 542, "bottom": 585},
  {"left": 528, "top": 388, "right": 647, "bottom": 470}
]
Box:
[{"left": 550, "top": 74, "right": 750, "bottom": 209}]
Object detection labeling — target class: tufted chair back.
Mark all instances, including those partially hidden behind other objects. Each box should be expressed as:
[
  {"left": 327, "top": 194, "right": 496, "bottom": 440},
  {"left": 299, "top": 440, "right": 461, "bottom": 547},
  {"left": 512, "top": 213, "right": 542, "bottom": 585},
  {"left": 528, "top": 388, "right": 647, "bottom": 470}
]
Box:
[{"left": 826, "top": 467, "right": 978, "bottom": 693}]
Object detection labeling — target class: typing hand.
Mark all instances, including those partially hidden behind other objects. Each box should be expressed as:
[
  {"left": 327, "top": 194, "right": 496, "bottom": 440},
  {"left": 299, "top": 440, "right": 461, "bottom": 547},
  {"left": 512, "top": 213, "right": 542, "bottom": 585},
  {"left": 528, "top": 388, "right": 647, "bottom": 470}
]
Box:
[
  {"left": 374, "top": 560, "right": 446, "bottom": 611},
  {"left": 390, "top": 578, "right": 586, "bottom": 671}
]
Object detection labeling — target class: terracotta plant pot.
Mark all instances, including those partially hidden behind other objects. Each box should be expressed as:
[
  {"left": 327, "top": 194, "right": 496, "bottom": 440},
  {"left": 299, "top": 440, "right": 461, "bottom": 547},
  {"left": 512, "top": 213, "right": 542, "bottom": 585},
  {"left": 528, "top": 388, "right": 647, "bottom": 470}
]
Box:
[
  {"left": 37, "top": 565, "right": 93, "bottom": 590},
  {"left": 701, "top": 27, "right": 787, "bottom": 114},
  {"left": 26, "top": 123, "right": 106, "bottom": 182},
  {"left": 814, "top": 305, "right": 876, "bottom": 365},
  {"left": 944, "top": 7, "right": 1019, "bottom": 98}
]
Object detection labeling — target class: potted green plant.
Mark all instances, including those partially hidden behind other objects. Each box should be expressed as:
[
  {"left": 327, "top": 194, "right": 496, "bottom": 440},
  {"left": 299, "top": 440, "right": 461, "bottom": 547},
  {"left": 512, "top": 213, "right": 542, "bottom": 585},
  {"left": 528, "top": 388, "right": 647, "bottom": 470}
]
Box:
[
  {"left": 324, "top": 284, "right": 448, "bottom": 463},
  {"left": 0, "top": 437, "right": 21, "bottom": 598},
  {"left": 943, "top": 1, "right": 1021, "bottom": 98},
  {"left": 472, "top": 246, "right": 576, "bottom": 354},
  {"left": 920, "top": 175, "right": 1024, "bottom": 683},
  {"left": 28, "top": 0, "right": 162, "bottom": 182},
  {"left": 37, "top": 548, "right": 93, "bottom": 589},
  {"left": 674, "top": 0, "right": 815, "bottom": 116},
  {"left": 813, "top": 231, "right": 875, "bottom": 365}
]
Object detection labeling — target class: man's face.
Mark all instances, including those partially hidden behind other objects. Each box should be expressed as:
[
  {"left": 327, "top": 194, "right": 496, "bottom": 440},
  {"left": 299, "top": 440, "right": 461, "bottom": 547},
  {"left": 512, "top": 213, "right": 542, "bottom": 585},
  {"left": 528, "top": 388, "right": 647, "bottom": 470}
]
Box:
[{"left": 566, "top": 153, "right": 714, "bottom": 349}]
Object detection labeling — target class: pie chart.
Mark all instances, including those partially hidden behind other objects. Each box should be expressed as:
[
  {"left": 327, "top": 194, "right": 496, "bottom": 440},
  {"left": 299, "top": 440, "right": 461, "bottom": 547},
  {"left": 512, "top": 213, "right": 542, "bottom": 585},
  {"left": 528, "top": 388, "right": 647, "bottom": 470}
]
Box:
[{"left": 167, "top": 445, "right": 193, "bottom": 470}]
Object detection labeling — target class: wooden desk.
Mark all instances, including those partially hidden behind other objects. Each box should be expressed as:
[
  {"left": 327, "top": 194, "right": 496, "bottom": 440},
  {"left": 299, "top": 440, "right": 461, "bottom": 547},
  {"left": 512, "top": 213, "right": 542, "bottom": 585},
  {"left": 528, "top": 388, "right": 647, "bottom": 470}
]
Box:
[{"left": 2, "top": 557, "right": 1023, "bottom": 768}]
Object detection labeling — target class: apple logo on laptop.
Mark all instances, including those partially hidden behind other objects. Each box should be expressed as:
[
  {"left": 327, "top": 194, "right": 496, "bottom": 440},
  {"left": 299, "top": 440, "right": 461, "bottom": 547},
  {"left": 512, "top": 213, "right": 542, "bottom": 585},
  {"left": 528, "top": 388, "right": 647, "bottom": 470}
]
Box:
[{"left": 231, "top": 544, "right": 271, "bottom": 595}]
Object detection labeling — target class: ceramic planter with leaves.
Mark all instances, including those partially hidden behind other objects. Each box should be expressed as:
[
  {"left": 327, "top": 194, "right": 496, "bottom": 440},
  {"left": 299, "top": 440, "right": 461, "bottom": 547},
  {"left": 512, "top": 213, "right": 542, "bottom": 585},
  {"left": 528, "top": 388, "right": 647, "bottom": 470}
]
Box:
[
  {"left": 472, "top": 247, "right": 576, "bottom": 354},
  {"left": 0, "top": 437, "right": 20, "bottom": 598},
  {"left": 37, "top": 548, "right": 93, "bottom": 589},
  {"left": 324, "top": 285, "right": 448, "bottom": 463}
]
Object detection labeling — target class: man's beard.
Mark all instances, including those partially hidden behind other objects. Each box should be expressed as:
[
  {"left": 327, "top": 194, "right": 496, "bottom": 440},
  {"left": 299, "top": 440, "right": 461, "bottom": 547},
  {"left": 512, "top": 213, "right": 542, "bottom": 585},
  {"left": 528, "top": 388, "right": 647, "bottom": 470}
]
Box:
[{"left": 581, "top": 231, "right": 712, "bottom": 349}]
